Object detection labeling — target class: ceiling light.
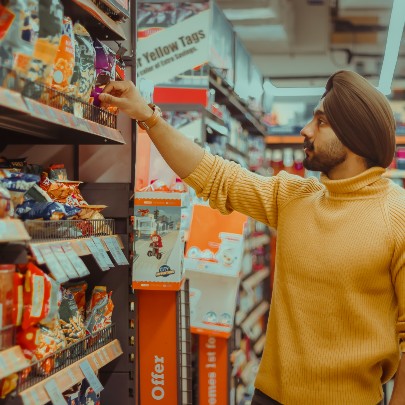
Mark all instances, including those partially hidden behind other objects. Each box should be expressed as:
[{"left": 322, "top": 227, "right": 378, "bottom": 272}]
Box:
[
  {"left": 378, "top": 0, "right": 405, "bottom": 95},
  {"left": 222, "top": 8, "right": 277, "bottom": 21},
  {"left": 234, "top": 25, "right": 287, "bottom": 41},
  {"left": 263, "top": 80, "right": 325, "bottom": 97}
]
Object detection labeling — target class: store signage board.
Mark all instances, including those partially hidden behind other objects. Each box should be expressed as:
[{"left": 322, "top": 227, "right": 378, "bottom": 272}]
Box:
[
  {"left": 198, "top": 335, "right": 229, "bottom": 405},
  {"left": 137, "top": 10, "right": 210, "bottom": 84}
]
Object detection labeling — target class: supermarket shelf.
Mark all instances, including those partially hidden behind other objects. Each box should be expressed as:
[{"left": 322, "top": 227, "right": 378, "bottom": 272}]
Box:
[
  {"left": 209, "top": 70, "right": 266, "bottom": 136},
  {"left": 0, "top": 88, "right": 125, "bottom": 145},
  {"left": 0, "top": 346, "right": 30, "bottom": 380},
  {"left": 265, "top": 135, "right": 405, "bottom": 145},
  {"left": 160, "top": 103, "right": 227, "bottom": 126},
  {"left": 62, "top": 0, "right": 126, "bottom": 40},
  {"left": 253, "top": 335, "right": 266, "bottom": 356},
  {"left": 242, "top": 268, "right": 270, "bottom": 291},
  {"left": 244, "top": 234, "right": 270, "bottom": 251},
  {"left": 384, "top": 169, "right": 405, "bottom": 179},
  {"left": 226, "top": 143, "right": 249, "bottom": 159},
  {"left": 0, "top": 219, "right": 30, "bottom": 243},
  {"left": 18, "top": 339, "right": 122, "bottom": 405},
  {"left": 241, "top": 301, "right": 269, "bottom": 331}
]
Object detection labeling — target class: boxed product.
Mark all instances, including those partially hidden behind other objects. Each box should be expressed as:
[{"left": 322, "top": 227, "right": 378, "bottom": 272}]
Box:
[
  {"left": 132, "top": 191, "right": 188, "bottom": 290},
  {"left": 184, "top": 205, "right": 246, "bottom": 277},
  {"left": 187, "top": 270, "right": 240, "bottom": 338}
]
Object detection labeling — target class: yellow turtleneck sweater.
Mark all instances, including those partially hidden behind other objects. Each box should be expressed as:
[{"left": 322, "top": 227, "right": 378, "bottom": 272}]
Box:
[{"left": 183, "top": 151, "right": 405, "bottom": 405}]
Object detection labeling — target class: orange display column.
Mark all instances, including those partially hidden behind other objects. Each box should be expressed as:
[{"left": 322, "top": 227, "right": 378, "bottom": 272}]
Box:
[
  {"left": 138, "top": 290, "right": 178, "bottom": 404},
  {"left": 198, "top": 334, "right": 229, "bottom": 405}
]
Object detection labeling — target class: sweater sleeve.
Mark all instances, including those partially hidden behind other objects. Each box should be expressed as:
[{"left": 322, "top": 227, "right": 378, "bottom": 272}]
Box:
[
  {"left": 388, "top": 190, "right": 405, "bottom": 352},
  {"left": 182, "top": 151, "right": 321, "bottom": 229}
]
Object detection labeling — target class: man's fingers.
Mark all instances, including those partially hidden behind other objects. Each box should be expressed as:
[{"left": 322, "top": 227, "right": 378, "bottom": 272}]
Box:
[
  {"left": 98, "top": 93, "right": 123, "bottom": 107},
  {"left": 102, "top": 80, "right": 130, "bottom": 96}
]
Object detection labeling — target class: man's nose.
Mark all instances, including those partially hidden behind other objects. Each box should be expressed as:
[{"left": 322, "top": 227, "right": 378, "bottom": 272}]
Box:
[{"left": 300, "top": 122, "right": 314, "bottom": 139}]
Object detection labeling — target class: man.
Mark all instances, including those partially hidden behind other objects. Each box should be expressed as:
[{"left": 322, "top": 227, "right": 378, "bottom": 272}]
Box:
[{"left": 99, "top": 70, "right": 405, "bottom": 405}]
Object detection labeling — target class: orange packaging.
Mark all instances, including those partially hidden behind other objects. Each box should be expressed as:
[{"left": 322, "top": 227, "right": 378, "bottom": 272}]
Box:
[
  {"left": 50, "top": 17, "right": 75, "bottom": 93},
  {"left": 22, "top": 263, "right": 60, "bottom": 330},
  {"left": 12, "top": 271, "right": 24, "bottom": 326},
  {"left": 0, "top": 265, "right": 15, "bottom": 329}
]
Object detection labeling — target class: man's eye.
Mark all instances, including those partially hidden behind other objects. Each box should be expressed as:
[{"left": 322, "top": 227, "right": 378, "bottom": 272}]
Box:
[{"left": 318, "top": 119, "right": 325, "bottom": 125}]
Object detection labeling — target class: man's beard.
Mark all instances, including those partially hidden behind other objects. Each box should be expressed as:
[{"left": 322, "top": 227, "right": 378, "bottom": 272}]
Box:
[{"left": 303, "top": 138, "right": 347, "bottom": 175}]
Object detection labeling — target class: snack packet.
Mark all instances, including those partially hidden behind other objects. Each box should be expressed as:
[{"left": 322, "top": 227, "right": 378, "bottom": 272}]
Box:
[
  {"left": 66, "top": 282, "right": 87, "bottom": 322},
  {"left": 59, "top": 287, "right": 86, "bottom": 349},
  {"left": 85, "top": 286, "right": 113, "bottom": 335},
  {"left": 12, "top": 271, "right": 24, "bottom": 326},
  {"left": 0, "top": 0, "right": 39, "bottom": 80},
  {"left": 71, "top": 23, "right": 96, "bottom": 104},
  {"left": 0, "top": 185, "right": 13, "bottom": 218},
  {"left": 18, "top": 201, "right": 73, "bottom": 220},
  {"left": 90, "top": 39, "right": 116, "bottom": 108},
  {"left": 24, "top": 0, "right": 63, "bottom": 100},
  {"left": 22, "top": 263, "right": 60, "bottom": 330},
  {"left": 50, "top": 16, "right": 75, "bottom": 94}
]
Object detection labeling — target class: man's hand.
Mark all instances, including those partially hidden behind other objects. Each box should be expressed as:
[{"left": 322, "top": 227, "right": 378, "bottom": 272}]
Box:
[{"left": 99, "top": 80, "right": 153, "bottom": 121}]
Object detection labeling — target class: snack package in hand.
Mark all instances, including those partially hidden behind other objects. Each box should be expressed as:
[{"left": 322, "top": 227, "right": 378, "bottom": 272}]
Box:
[
  {"left": 85, "top": 286, "right": 113, "bottom": 335},
  {"left": 90, "top": 39, "right": 116, "bottom": 108},
  {"left": 71, "top": 23, "right": 96, "bottom": 104},
  {"left": 22, "top": 263, "right": 60, "bottom": 330}
]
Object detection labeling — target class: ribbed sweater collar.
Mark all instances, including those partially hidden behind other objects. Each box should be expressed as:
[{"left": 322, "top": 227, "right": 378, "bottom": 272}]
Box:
[{"left": 320, "top": 167, "right": 389, "bottom": 198}]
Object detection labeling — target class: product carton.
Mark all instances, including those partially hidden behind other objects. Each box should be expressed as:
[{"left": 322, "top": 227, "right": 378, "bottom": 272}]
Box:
[{"left": 132, "top": 191, "right": 189, "bottom": 291}]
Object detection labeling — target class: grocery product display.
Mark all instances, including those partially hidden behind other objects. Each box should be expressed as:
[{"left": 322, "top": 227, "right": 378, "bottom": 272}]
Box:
[{"left": 0, "top": 0, "right": 404, "bottom": 404}]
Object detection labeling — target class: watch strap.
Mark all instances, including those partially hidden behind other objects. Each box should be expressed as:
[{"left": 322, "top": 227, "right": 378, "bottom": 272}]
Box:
[{"left": 137, "top": 104, "right": 162, "bottom": 131}]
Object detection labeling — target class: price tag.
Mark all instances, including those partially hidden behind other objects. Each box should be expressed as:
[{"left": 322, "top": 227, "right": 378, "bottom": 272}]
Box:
[
  {"left": 84, "top": 239, "right": 110, "bottom": 271},
  {"left": 92, "top": 355, "right": 101, "bottom": 370},
  {"left": 51, "top": 246, "right": 80, "bottom": 279},
  {"left": 0, "top": 355, "right": 7, "bottom": 375},
  {"left": 44, "top": 379, "right": 66, "bottom": 405},
  {"left": 67, "top": 368, "right": 77, "bottom": 384},
  {"left": 39, "top": 246, "right": 68, "bottom": 283},
  {"left": 104, "top": 237, "right": 129, "bottom": 265},
  {"left": 97, "top": 351, "right": 106, "bottom": 366},
  {"left": 101, "top": 347, "right": 111, "bottom": 363},
  {"left": 91, "top": 237, "right": 114, "bottom": 268},
  {"left": 62, "top": 243, "right": 90, "bottom": 277},
  {"left": 111, "top": 343, "right": 121, "bottom": 358},
  {"left": 79, "top": 360, "right": 103, "bottom": 394},
  {"left": 29, "top": 244, "right": 45, "bottom": 264}
]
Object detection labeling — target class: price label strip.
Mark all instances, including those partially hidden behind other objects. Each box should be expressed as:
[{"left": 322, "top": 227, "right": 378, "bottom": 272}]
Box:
[
  {"left": 39, "top": 246, "right": 69, "bottom": 283},
  {"left": 29, "top": 244, "right": 45, "bottom": 265},
  {"left": 103, "top": 236, "right": 129, "bottom": 265},
  {"left": 44, "top": 379, "right": 66, "bottom": 405},
  {"left": 62, "top": 243, "right": 90, "bottom": 277},
  {"left": 84, "top": 239, "right": 110, "bottom": 271},
  {"left": 91, "top": 237, "right": 115, "bottom": 268},
  {"left": 79, "top": 360, "right": 103, "bottom": 395},
  {"left": 51, "top": 245, "right": 80, "bottom": 279}
]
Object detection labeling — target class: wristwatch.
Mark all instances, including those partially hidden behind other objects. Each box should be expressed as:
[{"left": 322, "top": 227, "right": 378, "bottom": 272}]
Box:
[{"left": 137, "top": 103, "right": 162, "bottom": 131}]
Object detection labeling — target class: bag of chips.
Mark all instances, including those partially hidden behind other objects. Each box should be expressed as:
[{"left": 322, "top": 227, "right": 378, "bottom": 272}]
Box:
[
  {"left": 24, "top": 0, "right": 63, "bottom": 100},
  {"left": 66, "top": 282, "right": 87, "bottom": 322},
  {"left": 85, "top": 286, "right": 113, "bottom": 335},
  {"left": 90, "top": 39, "right": 116, "bottom": 108},
  {"left": 0, "top": 0, "right": 39, "bottom": 82},
  {"left": 22, "top": 263, "right": 60, "bottom": 330},
  {"left": 71, "top": 23, "right": 96, "bottom": 104}
]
